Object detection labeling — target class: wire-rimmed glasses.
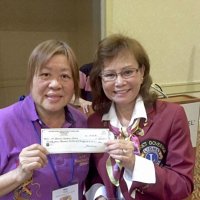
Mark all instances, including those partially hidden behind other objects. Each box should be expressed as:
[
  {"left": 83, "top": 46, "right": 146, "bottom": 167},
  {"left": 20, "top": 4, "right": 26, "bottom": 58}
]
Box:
[{"left": 100, "top": 68, "right": 139, "bottom": 82}]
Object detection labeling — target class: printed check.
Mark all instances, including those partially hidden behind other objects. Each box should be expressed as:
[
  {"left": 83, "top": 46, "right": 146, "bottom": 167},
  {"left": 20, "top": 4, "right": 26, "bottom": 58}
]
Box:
[{"left": 41, "top": 128, "right": 114, "bottom": 153}]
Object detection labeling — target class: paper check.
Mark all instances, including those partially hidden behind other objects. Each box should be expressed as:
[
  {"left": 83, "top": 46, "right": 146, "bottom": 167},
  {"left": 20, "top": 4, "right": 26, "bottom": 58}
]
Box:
[{"left": 41, "top": 128, "right": 114, "bottom": 153}]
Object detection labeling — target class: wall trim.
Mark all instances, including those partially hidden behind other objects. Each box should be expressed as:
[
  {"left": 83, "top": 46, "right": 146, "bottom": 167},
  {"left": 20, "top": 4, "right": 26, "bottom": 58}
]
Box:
[
  {"left": 100, "top": 0, "right": 106, "bottom": 39},
  {"left": 0, "top": 79, "right": 25, "bottom": 88},
  {"left": 160, "top": 81, "right": 200, "bottom": 96}
]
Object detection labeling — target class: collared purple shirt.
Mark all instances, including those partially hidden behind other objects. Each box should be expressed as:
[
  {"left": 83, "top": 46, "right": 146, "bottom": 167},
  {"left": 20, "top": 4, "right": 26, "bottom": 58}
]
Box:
[{"left": 0, "top": 95, "right": 89, "bottom": 200}]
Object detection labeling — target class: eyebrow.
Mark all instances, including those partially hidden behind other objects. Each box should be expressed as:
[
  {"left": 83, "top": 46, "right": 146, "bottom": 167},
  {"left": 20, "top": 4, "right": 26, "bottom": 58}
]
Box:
[{"left": 103, "top": 65, "right": 135, "bottom": 72}]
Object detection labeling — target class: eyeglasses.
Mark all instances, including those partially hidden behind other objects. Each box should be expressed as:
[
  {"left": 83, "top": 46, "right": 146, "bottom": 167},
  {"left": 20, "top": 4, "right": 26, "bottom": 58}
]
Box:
[{"left": 100, "top": 68, "right": 139, "bottom": 82}]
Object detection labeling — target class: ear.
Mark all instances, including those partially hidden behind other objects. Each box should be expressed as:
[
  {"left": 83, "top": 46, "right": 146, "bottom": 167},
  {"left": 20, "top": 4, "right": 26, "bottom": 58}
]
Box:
[
  {"left": 139, "top": 65, "right": 145, "bottom": 85},
  {"left": 140, "top": 65, "right": 145, "bottom": 77}
]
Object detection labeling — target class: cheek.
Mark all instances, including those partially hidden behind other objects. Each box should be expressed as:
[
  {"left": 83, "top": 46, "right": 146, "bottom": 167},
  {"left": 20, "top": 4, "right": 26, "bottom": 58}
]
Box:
[
  {"left": 31, "top": 86, "right": 42, "bottom": 102},
  {"left": 31, "top": 80, "right": 47, "bottom": 96},
  {"left": 140, "top": 77, "right": 144, "bottom": 85},
  {"left": 64, "top": 82, "right": 75, "bottom": 94},
  {"left": 102, "top": 83, "right": 113, "bottom": 98},
  {"left": 134, "top": 74, "right": 144, "bottom": 86},
  {"left": 136, "top": 80, "right": 143, "bottom": 91},
  {"left": 102, "top": 82, "right": 108, "bottom": 93}
]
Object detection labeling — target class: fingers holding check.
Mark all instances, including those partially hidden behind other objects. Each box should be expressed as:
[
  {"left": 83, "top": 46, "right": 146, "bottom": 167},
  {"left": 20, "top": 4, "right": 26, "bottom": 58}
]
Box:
[
  {"left": 18, "top": 144, "right": 48, "bottom": 175},
  {"left": 105, "top": 139, "right": 135, "bottom": 171}
]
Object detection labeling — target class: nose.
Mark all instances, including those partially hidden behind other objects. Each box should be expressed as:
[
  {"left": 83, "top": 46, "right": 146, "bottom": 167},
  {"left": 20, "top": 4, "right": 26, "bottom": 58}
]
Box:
[
  {"left": 115, "top": 74, "right": 125, "bottom": 85},
  {"left": 48, "top": 78, "right": 62, "bottom": 89}
]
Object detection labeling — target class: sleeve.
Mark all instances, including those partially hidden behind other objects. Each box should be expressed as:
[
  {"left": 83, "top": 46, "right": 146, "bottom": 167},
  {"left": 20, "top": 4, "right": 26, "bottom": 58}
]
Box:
[
  {"left": 0, "top": 110, "right": 11, "bottom": 173},
  {"left": 124, "top": 155, "right": 155, "bottom": 188},
  {"left": 129, "top": 105, "right": 195, "bottom": 200},
  {"left": 85, "top": 184, "right": 107, "bottom": 200},
  {"left": 0, "top": 126, "right": 8, "bottom": 173}
]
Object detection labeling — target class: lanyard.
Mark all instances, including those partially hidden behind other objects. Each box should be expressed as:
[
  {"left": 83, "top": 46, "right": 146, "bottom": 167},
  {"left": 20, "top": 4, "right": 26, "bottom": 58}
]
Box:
[{"left": 32, "top": 121, "right": 74, "bottom": 188}]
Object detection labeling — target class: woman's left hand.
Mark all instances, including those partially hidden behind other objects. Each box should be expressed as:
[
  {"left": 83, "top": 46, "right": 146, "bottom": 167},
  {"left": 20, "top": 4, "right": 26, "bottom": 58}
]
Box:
[{"left": 105, "top": 139, "right": 135, "bottom": 171}]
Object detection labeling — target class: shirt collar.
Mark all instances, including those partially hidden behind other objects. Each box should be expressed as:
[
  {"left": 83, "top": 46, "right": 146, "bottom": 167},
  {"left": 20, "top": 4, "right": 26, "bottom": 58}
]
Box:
[{"left": 102, "top": 95, "right": 147, "bottom": 128}]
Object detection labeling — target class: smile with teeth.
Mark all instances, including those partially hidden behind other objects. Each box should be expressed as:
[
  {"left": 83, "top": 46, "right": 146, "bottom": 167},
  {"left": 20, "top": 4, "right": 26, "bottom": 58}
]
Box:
[{"left": 114, "top": 89, "right": 129, "bottom": 94}]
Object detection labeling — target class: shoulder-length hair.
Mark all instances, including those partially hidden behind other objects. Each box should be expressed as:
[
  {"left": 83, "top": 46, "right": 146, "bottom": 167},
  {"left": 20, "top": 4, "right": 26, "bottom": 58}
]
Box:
[{"left": 90, "top": 34, "right": 157, "bottom": 114}]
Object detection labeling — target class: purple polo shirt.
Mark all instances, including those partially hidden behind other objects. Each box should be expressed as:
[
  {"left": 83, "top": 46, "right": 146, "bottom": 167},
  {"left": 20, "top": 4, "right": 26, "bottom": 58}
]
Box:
[{"left": 0, "top": 95, "right": 89, "bottom": 200}]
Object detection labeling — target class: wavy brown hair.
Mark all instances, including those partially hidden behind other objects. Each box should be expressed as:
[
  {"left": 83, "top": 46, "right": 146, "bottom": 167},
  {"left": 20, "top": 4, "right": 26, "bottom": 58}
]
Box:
[{"left": 90, "top": 34, "right": 157, "bottom": 114}]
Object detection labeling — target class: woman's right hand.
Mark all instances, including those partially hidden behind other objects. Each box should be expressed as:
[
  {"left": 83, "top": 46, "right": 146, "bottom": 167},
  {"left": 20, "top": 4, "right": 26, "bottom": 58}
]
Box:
[
  {"left": 79, "top": 98, "right": 92, "bottom": 113},
  {"left": 0, "top": 144, "right": 49, "bottom": 197},
  {"left": 17, "top": 144, "right": 48, "bottom": 182}
]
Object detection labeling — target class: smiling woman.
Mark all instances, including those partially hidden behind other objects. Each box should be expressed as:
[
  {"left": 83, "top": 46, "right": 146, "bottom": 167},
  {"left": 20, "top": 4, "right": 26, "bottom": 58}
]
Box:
[
  {"left": 85, "top": 34, "right": 195, "bottom": 200},
  {"left": 31, "top": 54, "right": 75, "bottom": 124},
  {"left": 0, "top": 40, "right": 89, "bottom": 200}
]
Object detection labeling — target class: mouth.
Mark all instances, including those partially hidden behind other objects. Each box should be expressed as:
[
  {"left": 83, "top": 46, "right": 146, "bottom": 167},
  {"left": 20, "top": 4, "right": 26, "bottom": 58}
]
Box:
[
  {"left": 46, "top": 94, "right": 62, "bottom": 101},
  {"left": 114, "top": 89, "right": 130, "bottom": 94}
]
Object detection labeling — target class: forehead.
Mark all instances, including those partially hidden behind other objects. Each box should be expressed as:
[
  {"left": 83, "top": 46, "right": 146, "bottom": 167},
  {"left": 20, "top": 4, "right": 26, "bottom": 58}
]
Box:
[
  {"left": 39, "top": 54, "right": 71, "bottom": 71},
  {"left": 103, "top": 50, "right": 138, "bottom": 70}
]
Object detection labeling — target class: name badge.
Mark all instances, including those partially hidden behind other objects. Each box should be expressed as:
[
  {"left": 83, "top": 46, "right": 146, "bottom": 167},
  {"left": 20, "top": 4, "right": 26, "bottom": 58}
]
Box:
[
  {"left": 52, "top": 184, "right": 78, "bottom": 200},
  {"left": 41, "top": 128, "right": 114, "bottom": 153}
]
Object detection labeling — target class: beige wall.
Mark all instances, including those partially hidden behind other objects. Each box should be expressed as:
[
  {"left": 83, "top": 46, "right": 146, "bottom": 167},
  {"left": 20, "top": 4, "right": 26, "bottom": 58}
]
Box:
[
  {"left": 0, "top": 0, "right": 101, "bottom": 107},
  {"left": 103, "top": 0, "right": 200, "bottom": 97}
]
